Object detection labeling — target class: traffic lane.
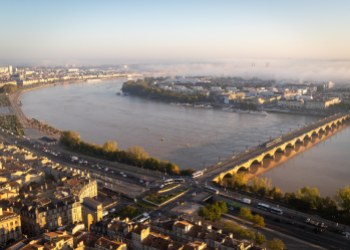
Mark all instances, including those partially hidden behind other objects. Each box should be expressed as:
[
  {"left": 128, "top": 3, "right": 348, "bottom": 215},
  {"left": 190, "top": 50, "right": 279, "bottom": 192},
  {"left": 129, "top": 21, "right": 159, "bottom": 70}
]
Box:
[
  {"left": 220, "top": 192, "right": 348, "bottom": 242},
  {"left": 217, "top": 190, "right": 340, "bottom": 232},
  {"left": 226, "top": 209, "right": 349, "bottom": 250}
]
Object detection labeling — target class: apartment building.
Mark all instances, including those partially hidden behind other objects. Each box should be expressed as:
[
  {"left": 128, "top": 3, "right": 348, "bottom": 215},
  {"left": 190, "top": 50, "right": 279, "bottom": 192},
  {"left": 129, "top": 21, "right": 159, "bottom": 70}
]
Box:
[{"left": 0, "top": 207, "right": 22, "bottom": 246}]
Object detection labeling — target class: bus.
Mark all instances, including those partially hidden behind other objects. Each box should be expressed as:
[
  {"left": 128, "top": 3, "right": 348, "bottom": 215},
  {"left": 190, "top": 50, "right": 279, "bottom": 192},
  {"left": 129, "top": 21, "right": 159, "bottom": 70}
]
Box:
[
  {"left": 192, "top": 171, "right": 203, "bottom": 178},
  {"left": 270, "top": 207, "right": 283, "bottom": 215},
  {"left": 257, "top": 203, "right": 283, "bottom": 215},
  {"left": 204, "top": 186, "right": 219, "bottom": 194},
  {"left": 164, "top": 179, "right": 174, "bottom": 185},
  {"left": 257, "top": 203, "right": 270, "bottom": 211},
  {"left": 174, "top": 179, "right": 185, "bottom": 183}
]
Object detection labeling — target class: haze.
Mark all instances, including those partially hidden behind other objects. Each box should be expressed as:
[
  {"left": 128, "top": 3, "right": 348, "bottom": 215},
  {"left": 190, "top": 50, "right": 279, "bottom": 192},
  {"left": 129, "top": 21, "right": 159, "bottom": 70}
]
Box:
[{"left": 1, "top": 0, "right": 350, "bottom": 65}]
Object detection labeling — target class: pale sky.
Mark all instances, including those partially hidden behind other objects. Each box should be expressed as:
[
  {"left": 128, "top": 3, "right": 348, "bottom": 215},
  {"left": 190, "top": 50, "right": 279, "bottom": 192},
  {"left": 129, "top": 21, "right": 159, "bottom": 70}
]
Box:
[{"left": 1, "top": 0, "right": 350, "bottom": 65}]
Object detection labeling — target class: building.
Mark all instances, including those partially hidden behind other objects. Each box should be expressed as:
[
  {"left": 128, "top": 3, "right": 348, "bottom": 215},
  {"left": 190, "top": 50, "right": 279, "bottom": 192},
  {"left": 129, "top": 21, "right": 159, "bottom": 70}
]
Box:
[
  {"left": 95, "top": 237, "right": 127, "bottom": 250},
  {"left": 8, "top": 66, "right": 13, "bottom": 75},
  {"left": 277, "top": 99, "right": 304, "bottom": 109},
  {"left": 0, "top": 207, "right": 22, "bottom": 246},
  {"left": 305, "top": 98, "right": 340, "bottom": 109}
]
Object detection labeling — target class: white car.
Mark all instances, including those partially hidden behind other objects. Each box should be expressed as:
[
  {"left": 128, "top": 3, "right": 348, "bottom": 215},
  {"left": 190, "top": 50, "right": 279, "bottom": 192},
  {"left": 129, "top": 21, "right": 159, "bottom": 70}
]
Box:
[
  {"left": 120, "top": 172, "right": 124, "bottom": 175},
  {"left": 228, "top": 207, "right": 234, "bottom": 211},
  {"left": 110, "top": 208, "right": 116, "bottom": 213},
  {"left": 342, "top": 232, "right": 349, "bottom": 237},
  {"left": 139, "top": 180, "right": 144, "bottom": 183},
  {"left": 122, "top": 174, "right": 127, "bottom": 178}
]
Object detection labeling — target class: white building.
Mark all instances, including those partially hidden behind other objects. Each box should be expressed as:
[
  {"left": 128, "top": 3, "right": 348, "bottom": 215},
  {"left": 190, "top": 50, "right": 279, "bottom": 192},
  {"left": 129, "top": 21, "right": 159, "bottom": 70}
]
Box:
[{"left": 8, "top": 65, "right": 12, "bottom": 75}]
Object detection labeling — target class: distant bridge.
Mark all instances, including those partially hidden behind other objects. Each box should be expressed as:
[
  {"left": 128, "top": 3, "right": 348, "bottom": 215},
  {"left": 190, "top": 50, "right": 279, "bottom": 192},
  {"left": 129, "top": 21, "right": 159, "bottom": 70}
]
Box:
[{"left": 209, "top": 112, "right": 350, "bottom": 183}]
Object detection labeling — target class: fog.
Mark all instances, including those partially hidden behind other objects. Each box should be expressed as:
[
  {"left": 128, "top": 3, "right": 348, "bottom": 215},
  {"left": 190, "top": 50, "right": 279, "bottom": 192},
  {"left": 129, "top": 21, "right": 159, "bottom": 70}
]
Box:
[
  {"left": 135, "top": 59, "right": 350, "bottom": 85},
  {"left": 2, "top": 58, "right": 350, "bottom": 85}
]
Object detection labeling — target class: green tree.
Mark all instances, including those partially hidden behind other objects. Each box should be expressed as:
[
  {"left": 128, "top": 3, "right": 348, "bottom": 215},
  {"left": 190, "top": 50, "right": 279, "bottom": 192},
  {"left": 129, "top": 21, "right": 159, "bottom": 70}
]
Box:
[
  {"left": 198, "top": 201, "right": 227, "bottom": 222},
  {"left": 121, "top": 206, "right": 136, "bottom": 218},
  {"left": 238, "top": 207, "right": 253, "bottom": 224},
  {"left": 252, "top": 215, "right": 265, "bottom": 230},
  {"left": 267, "top": 238, "right": 286, "bottom": 250},
  {"left": 255, "top": 234, "right": 266, "bottom": 246},
  {"left": 334, "top": 186, "right": 350, "bottom": 212}
]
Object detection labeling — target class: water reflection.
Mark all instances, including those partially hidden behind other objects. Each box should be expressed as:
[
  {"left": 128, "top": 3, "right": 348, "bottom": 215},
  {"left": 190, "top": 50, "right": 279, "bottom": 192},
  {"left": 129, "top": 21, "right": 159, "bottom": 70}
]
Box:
[{"left": 223, "top": 123, "right": 350, "bottom": 196}]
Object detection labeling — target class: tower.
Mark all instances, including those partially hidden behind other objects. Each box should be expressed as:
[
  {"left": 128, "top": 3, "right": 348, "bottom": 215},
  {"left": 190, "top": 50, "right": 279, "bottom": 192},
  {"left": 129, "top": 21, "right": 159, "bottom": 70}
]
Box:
[{"left": 8, "top": 65, "right": 12, "bottom": 75}]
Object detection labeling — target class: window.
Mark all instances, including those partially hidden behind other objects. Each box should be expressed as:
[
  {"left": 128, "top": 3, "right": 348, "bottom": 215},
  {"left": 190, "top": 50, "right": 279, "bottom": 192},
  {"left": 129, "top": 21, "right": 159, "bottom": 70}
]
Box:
[
  {"left": 54, "top": 210, "right": 57, "bottom": 213},
  {"left": 15, "top": 221, "right": 18, "bottom": 224},
  {"left": 10, "top": 222, "right": 13, "bottom": 226},
  {"left": 55, "top": 221, "right": 57, "bottom": 226}
]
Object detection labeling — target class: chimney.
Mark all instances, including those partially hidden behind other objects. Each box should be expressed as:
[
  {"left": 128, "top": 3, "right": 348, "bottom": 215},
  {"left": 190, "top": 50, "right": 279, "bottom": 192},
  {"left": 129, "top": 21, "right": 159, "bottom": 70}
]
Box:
[
  {"left": 29, "top": 186, "right": 32, "bottom": 191},
  {"left": 217, "top": 229, "right": 222, "bottom": 234},
  {"left": 41, "top": 185, "right": 44, "bottom": 190},
  {"left": 196, "top": 221, "right": 201, "bottom": 226},
  {"left": 229, "top": 233, "right": 233, "bottom": 238},
  {"left": 125, "top": 217, "right": 129, "bottom": 222},
  {"left": 0, "top": 207, "right": 2, "bottom": 216},
  {"left": 206, "top": 225, "right": 212, "bottom": 230}
]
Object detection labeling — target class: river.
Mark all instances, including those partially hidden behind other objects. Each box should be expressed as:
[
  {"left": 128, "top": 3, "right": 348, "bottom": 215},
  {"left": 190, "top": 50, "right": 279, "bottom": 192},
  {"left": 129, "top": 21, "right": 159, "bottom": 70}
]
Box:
[{"left": 19, "top": 79, "right": 349, "bottom": 196}]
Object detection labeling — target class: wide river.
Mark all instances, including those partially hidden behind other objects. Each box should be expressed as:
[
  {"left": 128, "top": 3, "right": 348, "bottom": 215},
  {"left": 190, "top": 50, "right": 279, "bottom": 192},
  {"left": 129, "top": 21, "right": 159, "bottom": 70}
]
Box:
[{"left": 20, "top": 79, "right": 350, "bottom": 196}]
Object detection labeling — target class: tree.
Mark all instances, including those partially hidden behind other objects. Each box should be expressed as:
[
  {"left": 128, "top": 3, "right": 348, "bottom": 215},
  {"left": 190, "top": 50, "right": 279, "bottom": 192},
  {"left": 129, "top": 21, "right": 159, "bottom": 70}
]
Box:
[
  {"left": 255, "top": 234, "right": 266, "bottom": 246},
  {"left": 297, "top": 186, "right": 320, "bottom": 209},
  {"left": 334, "top": 186, "right": 350, "bottom": 212},
  {"left": 238, "top": 207, "right": 253, "bottom": 224},
  {"left": 127, "top": 145, "right": 149, "bottom": 162},
  {"left": 252, "top": 214, "right": 265, "bottom": 230},
  {"left": 223, "top": 221, "right": 238, "bottom": 232},
  {"left": 198, "top": 201, "right": 227, "bottom": 222},
  {"left": 60, "top": 130, "right": 81, "bottom": 147},
  {"left": 121, "top": 206, "right": 136, "bottom": 218},
  {"left": 267, "top": 238, "right": 286, "bottom": 250}
]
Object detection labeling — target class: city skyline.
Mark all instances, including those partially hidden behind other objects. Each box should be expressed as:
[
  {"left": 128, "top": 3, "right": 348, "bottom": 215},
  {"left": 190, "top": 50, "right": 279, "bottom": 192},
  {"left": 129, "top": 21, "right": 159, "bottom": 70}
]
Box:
[{"left": 1, "top": 0, "right": 350, "bottom": 66}]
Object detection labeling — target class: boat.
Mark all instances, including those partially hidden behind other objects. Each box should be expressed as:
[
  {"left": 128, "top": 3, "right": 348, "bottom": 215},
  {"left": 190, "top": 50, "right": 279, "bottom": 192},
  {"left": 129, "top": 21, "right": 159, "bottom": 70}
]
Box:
[
  {"left": 194, "top": 104, "right": 204, "bottom": 108},
  {"left": 250, "top": 110, "right": 268, "bottom": 116},
  {"left": 122, "top": 92, "right": 129, "bottom": 96},
  {"left": 222, "top": 107, "right": 233, "bottom": 112},
  {"left": 204, "top": 105, "right": 213, "bottom": 109},
  {"left": 116, "top": 92, "right": 121, "bottom": 95},
  {"left": 236, "top": 109, "right": 250, "bottom": 114}
]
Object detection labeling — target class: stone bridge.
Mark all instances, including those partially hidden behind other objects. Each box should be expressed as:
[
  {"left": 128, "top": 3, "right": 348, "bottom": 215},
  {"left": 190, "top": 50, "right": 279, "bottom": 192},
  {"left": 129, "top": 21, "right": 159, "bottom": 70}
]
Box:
[{"left": 211, "top": 112, "right": 350, "bottom": 183}]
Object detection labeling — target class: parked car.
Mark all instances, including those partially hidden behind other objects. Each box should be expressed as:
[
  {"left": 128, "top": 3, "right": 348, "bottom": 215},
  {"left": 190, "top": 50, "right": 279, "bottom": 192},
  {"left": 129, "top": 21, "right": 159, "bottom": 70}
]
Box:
[
  {"left": 314, "top": 228, "right": 323, "bottom": 234},
  {"left": 228, "top": 207, "right": 234, "bottom": 211},
  {"left": 288, "top": 215, "right": 293, "bottom": 218},
  {"left": 122, "top": 174, "right": 127, "bottom": 178},
  {"left": 110, "top": 208, "right": 116, "bottom": 213},
  {"left": 342, "top": 232, "right": 349, "bottom": 237}
]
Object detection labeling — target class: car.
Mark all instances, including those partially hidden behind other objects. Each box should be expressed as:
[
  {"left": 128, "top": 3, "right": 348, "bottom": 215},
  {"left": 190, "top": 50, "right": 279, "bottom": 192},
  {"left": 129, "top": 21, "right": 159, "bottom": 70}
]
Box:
[
  {"left": 288, "top": 220, "right": 295, "bottom": 225},
  {"left": 288, "top": 215, "right": 293, "bottom": 218},
  {"left": 314, "top": 228, "right": 322, "bottom": 234},
  {"left": 110, "top": 208, "right": 116, "bottom": 213},
  {"left": 122, "top": 174, "right": 127, "bottom": 177},
  {"left": 342, "top": 232, "right": 350, "bottom": 237},
  {"left": 275, "top": 218, "right": 281, "bottom": 223},
  {"left": 120, "top": 172, "right": 124, "bottom": 175},
  {"left": 139, "top": 180, "right": 144, "bottom": 183},
  {"left": 299, "top": 225, "right": 306, "bottom": 229},
  {"left": 228, "top": 207, "right": 234, "bottom": 211},
  {"left": 111, "top": 171, "right": 115, "bottom": 174}
]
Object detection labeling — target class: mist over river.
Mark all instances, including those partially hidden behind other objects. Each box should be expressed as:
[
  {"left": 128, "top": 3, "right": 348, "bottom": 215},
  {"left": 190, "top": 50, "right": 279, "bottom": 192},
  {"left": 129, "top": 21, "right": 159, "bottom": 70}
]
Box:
[{"left": 20, "top": 79, "right": 350, "bottom": 196}]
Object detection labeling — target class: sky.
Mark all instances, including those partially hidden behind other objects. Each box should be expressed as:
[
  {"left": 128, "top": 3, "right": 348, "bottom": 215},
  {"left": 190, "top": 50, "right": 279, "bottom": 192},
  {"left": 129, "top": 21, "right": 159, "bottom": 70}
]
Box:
[{"left": 1, "top": 0, "right": 350, "bottom": 66}]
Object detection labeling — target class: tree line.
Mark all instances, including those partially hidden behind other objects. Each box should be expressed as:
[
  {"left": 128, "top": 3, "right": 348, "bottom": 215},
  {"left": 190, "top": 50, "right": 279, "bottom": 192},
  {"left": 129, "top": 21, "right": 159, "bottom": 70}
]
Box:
[
  {"left": 60, "top": 130, "right": 196, "bottom": 176},
  {"left": 220, "top": 172, "right": 350, "bottom": 224},
  {"left": 122, "top": 79, "right": 209, "bottom": 104}
]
